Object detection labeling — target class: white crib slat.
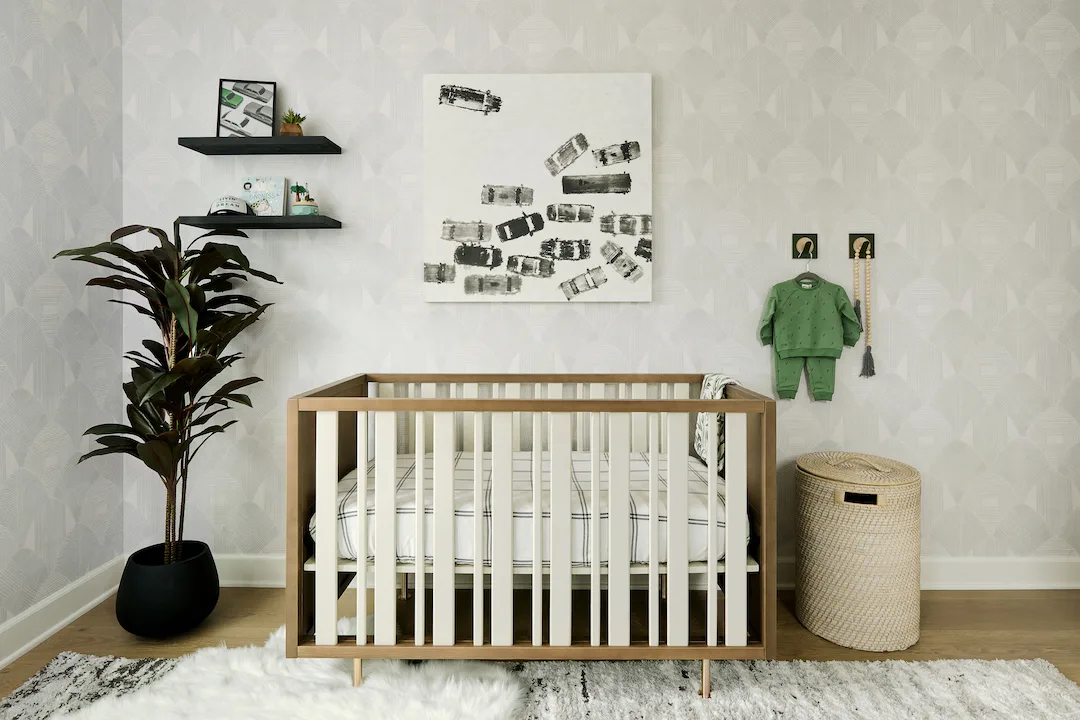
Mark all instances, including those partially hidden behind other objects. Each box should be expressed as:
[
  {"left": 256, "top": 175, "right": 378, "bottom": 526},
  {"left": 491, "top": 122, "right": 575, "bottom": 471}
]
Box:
[
  {"left": 531, "top": 414, "right": 543, "bottom": 647},
  {"left": 706, "top": 412, "right": 718, "bottom": 646},
  {"left": 543, "top": 383, "right": 562, "bottom": 452},
  {"left": 356, "top": 410, "right": 368, "bottom": 645},
  {"left": 589, "top": 383, "right": 605, "bottom": 452},
  {"left": 575, "top": 383, "right": 586, "bottom": 451},
  {"left": 374, "top": 411, "right": 397, "bottom": 645},
  {"left": 473, "top": 413, "right": 484, "bottom": 646},
  {"left": 315, "top": 411, "right": 338, "bottom": 646},
  {"left": 461, "top": 383, "right": 478, "bottom": 451},
  {"left": 648, "top": 412, "right": 660, "bottom": 646},
  {"left": 433, "top": 411, "right": 455, "bottom": 646},
  {"left": 631, "top": 383, "right": 647, "bottom": 451},
  {"left": 589, "top": 412, "right": 601, "bottom": 646},
  {"left": 725, "top": 413, "right": 749, "bottom": 647},
  {"left": 421, "top": 383, "right": 436, "bottom": 453},
  {"left": 491, "top": 412, "right": 514, "bottom": 646},
  {"left": 549, "top": 412, "right": 572, "bottom": 646},
  {"left": 608, "top": 412, "right": 631, "bottom": 647},
  {"left": 504, "top": 383, "right": 522, "bottom": 451},
  {"left": 414, "top": 410, "right": 426, "bottom": 646},
  {"left": 667, "top": 384, "right": 690, "bottom": 646}
]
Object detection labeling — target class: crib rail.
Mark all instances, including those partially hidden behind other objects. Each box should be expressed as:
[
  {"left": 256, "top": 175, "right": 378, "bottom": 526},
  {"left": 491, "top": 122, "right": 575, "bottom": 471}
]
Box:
[{"left": 286, "top": 374, "right": 775, "bottom": 660}]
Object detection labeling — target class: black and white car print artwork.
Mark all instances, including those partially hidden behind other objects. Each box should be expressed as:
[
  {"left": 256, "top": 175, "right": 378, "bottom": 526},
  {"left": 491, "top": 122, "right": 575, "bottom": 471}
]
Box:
[
  {"left": 546, "top": 203, "right": 594, "bottom": 222},
  {"left": 560, "top": 266, "right": 607, "bottom": 300},
  {"left": 496, "top": 212, "right": 545, "bottom": 242},
  {"left": 600, "top": 213, "right": 651, "bottom": 235},
  {"left": 593, "top": 141, "right": 641, "bottom": 167},
  {"left": 481, "top": 185, "right": 534, "bottom": 206},
  {"left": 454, "top": 244, "right": 502, "bottom": 268},
  {"left": 507, "top": 255, "right": 555, "bottom": 278},
  {"left": 540, "top": 239, "right": 590, "bottom": 260},
  {"left": 442, "top": 220, "right": 492, "bottom": 243},
  {"left": 562, "top": 173, "right": 632, "bottom": 194},
  {"left": 426, "top": 74, "right": 650, "bottom": 301},
  {"left": 464, "top": 274, "right": 521, "bottom": 295},
  {"left": 544, "top": 133, "right": 589, "bottom": 176},
  {"left": 423, "top": 263, "right": 456, "bottom": 283},
  {"left": 438, "top": 84, "right": 501, "bottom": 114},
  {"left": 600, "top": 240, "right": 643, "bottom": 283}
]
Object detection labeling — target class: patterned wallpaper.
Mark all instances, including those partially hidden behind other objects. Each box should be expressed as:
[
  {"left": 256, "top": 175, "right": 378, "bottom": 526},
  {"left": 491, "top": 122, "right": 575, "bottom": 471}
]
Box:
[
  {"left": 0, "top": 0, "right": 123, "bottom": 623},
  {"left": 121, "top": 0, "right": 1080, "bottom": 563}
]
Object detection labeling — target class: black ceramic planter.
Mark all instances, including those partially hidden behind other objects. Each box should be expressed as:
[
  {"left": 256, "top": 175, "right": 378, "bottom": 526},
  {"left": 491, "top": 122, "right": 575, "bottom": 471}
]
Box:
[{"left": 116, "top": 540, "right": 219, "bottom": 638}]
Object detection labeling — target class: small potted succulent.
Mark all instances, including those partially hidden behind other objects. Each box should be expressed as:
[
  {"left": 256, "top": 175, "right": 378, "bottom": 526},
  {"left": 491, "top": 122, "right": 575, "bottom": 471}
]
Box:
[{"left": 280, "top": 108, "right": 306, "bottom": 136}]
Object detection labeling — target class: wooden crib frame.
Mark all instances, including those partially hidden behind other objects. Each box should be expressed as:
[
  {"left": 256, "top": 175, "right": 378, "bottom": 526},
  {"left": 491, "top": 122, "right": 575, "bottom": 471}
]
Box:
[{"left": 285, "top": 374, "right": 775, "bottom": 697}]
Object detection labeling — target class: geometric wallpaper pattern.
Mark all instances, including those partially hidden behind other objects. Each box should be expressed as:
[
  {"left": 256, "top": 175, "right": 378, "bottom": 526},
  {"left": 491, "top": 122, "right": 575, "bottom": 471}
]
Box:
[
  {"left": 0, "top": 0, "right": 123, "bottom": 623},
  {"left": 117, "top": 0, "right": 1080, "bottom": 564}
]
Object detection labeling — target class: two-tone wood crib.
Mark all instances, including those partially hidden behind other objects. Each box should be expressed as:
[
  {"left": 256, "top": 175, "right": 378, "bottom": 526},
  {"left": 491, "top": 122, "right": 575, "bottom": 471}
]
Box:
[{"left": 286, "top": 374, "right": 776, "bottom": 697}]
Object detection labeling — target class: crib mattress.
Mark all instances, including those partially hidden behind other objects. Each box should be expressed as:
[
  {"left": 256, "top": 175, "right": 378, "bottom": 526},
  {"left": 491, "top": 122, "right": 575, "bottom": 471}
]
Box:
[{"left": 308, "top": 451, "right": 749, "bottom": 566}]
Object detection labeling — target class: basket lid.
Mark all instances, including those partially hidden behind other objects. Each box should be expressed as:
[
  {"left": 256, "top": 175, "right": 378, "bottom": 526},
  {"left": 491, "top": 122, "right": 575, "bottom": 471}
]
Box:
[{"left": 797, "top": 451, "right": 919, "bottom": 487}]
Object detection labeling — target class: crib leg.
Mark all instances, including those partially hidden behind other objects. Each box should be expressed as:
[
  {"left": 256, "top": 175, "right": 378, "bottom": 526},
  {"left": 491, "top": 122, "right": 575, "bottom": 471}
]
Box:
[
  {"left": 700, "top": 659, "right": 710, "bottom": 699},
  {"left": 353, "top": 658, "right": 363, "bottom": 687}
]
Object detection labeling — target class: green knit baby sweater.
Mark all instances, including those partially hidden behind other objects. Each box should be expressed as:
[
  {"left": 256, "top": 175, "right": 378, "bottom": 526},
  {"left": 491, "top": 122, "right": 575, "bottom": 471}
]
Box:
[{"left": 759, "top": 278, "right": 861, "bottom": 359}]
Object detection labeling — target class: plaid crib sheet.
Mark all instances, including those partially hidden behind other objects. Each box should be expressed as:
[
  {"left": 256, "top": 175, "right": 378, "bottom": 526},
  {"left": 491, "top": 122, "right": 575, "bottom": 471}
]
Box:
[{"left": 308, "top": 451, "right": 749, "bottom": 566}]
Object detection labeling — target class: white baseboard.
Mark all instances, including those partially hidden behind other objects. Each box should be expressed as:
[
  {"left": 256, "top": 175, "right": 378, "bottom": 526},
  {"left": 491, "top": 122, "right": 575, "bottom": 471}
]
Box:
[
  {"left": 215, "top": 553, "right": 286, "bottom": 588},
  {"left": 0, "top": 555, "right": 126, "bottom": 671},
  {"left": 777, "top": 555, "right": 1080, "bottom": 591}
]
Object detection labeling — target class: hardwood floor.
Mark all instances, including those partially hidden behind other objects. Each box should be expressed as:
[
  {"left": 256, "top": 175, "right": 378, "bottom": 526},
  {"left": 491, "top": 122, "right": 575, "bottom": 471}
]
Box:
[{"left": 3, "top": 588, "right": 1079, "bottom": 699}]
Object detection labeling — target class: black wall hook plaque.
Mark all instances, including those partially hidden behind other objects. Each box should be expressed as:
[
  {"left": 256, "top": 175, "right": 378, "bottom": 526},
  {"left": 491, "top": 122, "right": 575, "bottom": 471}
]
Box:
[
  {"left": 849, "top": 233, "right": 875, "bottom": 258},
  {"left": 792, "top": 234, "right": 818, "bottom": 259}
]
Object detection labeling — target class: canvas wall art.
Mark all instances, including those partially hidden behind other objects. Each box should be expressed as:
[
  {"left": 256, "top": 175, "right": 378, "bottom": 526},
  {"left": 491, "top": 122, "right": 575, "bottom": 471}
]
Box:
[
  {"left": 217, "top": 79, "right": 276, "bottom": 138},
  {"left": 423, "top": 74, "right": 652, "bottom": 302}
]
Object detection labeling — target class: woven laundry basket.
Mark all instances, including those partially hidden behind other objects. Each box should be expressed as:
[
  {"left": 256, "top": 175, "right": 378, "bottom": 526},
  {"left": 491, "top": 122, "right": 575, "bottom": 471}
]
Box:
[{"left": 795, "top": 451, "right": 921, "bottom": 652}]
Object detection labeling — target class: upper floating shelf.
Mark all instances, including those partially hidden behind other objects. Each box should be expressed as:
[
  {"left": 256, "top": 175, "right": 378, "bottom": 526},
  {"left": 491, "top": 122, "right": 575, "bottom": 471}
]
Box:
[
  {"left": 178, "top": 136, "right": 342, "bottom": 155},
  {"left": 176, "top": 215, "right": 342, "bottom": 230}
]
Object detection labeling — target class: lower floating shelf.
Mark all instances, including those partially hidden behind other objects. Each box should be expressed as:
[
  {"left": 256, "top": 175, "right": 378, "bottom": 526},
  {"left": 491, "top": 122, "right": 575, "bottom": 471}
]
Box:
[{"left": 176, "top": 215, "right": 342, "bottom": 230}]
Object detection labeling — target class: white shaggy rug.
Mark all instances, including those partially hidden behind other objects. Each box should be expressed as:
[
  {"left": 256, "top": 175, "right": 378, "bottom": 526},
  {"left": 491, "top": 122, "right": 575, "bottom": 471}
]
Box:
[{"left": 4, "top": 621, "right": 1080, "bottom": 719}]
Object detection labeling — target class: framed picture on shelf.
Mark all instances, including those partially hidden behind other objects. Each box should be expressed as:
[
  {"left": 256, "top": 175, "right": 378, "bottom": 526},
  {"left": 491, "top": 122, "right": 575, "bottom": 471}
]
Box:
[
  {"left": 241, "top": 177, "right": 286, "bottom": 216},
  {"left": 217, "top": 79, "right": 276, "bottom": 138}
]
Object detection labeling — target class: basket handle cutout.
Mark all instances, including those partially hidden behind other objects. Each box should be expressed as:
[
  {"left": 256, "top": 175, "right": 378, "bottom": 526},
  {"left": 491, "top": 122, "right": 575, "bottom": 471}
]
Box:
[{"left": 842, "top": 491, "right": 879, "bottom": 506}]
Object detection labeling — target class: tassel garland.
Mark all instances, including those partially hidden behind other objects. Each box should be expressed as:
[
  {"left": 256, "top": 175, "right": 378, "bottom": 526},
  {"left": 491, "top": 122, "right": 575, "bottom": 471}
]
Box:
[{"left": 854, "top": 252, "right": 876, "bottom": 377}]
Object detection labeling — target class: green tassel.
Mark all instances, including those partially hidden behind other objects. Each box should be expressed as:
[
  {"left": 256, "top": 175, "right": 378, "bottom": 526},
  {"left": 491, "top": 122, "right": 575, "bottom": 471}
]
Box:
[
  {"left": 853, "top": 299, "right": 863, "bottom": 330},
  {"left": 860, "top": 345, "right": 876, "bottom": 378}
]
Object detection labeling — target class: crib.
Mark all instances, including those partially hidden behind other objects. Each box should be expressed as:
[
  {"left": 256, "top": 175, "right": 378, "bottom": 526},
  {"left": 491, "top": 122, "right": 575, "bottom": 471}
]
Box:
[{"left": 285, "top": 374, "right": 776, "bottom": 696}]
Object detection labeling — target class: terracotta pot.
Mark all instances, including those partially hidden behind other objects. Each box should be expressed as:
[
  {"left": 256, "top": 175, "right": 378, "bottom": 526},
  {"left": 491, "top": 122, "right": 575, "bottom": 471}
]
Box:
[{"left": 280, "top": 123, "right": 303, "bottom": 136}]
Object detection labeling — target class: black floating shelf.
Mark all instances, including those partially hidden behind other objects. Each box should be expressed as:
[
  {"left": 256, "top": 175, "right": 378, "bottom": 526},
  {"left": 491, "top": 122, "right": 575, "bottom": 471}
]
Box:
[
  {"left": 176, "top": 215, "right": 342, "bottom": 230},
  {"left": 178, "top": 136, "right": 342, "bottom": 155}
]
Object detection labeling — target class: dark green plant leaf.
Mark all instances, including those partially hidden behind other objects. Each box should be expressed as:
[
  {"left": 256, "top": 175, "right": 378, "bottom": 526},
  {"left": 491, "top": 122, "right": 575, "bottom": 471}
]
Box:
[
  {"left": 204, "top": 294, "right": 261, "bottom": 310},
  {"left": 136, "top": 371, "right": 183, "bottom": 405},
  {"left": 85, "top": 423, "right": 140, "bottom": 436},
  {"left": 96, "top": 436, "right": 139, "bottom": 450},
  {"left": 142, "top": 340, "right": 169, "bottom": 366},
  {"left": 79, "top": 445, "right": 137, "bottom": 462},
  {"left": 203, "top": 242, "right": 251, "bottom": 270},
  {"left": 222, "top": 261, "right": 281, "bottom": 283},
  {"left": 107, "top": 299, "right": 158, "bottom": 319},
  {"left": 127, "top": 404, "right": 160, "bottom": 436},
  {"left": 137, "top": 440, "right": 177, "bottom": 480},
  {"left": 164, "top": 279, "right": 198, "bottom": 341}
]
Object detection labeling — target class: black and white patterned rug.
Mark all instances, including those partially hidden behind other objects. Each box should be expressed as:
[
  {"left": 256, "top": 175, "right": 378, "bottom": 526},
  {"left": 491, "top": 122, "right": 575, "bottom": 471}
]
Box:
[{"left": 4, "top": 629, "right": 1080, "bottom": 719}]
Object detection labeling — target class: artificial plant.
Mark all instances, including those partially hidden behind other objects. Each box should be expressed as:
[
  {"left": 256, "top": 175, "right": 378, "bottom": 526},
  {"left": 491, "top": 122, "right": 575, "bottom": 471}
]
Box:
[
  {"left": 281, "top": 108, "right": 306, "bottom": 125},
  {"left": 56, "top": 225, "right": 280, "bottom": 564}
]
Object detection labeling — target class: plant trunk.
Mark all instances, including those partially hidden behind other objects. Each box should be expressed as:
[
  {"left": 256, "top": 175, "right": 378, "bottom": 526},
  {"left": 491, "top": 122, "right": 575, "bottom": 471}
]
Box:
[{"left": 164, "top": 481, "right": 177, "bottom": 564}]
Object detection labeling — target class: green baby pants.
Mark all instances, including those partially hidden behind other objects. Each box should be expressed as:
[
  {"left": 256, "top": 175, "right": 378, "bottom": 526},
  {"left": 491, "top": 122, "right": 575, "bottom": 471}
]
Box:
[{"left": 774, "top": 349, "right": 836, "bottom": 401}]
